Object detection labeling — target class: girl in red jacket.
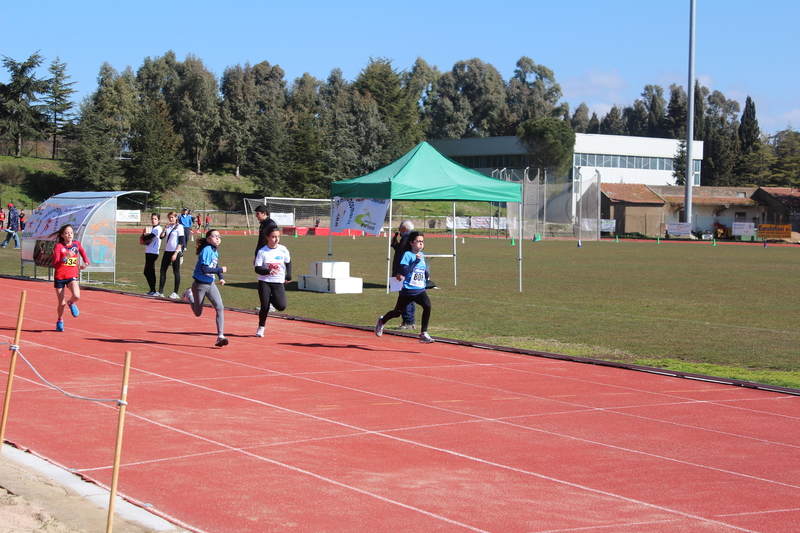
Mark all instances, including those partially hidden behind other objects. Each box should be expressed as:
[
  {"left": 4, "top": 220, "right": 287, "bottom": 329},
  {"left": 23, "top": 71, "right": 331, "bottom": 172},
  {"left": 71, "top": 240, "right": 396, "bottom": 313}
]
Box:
[{"left": 52, "top": 224, "right": 89, "bottom": 332}]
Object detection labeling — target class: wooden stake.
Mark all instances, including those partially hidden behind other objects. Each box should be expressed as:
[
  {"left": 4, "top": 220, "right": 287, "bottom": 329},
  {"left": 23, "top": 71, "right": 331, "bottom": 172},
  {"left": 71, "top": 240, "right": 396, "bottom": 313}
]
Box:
[
  {"left": 106, "top": 351, "right": 132, "bottom": 533},
  {"left": 0, "top": 290, "right": 26, "bottom": 455}
]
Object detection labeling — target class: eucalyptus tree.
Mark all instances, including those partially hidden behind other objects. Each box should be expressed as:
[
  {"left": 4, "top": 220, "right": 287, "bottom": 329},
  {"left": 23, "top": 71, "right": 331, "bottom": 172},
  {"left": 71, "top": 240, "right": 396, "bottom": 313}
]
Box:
[
  {"left": 506, "top": 56, "right": 565, "bottom": 126},
  {"left": 319, "top": 69, "right": 390, "bottom": 183},
  {"left": 0, "top": 52, "right": 50, "bottom": 156},
  {"left": 172, "top": 55, "right": 221, "bottom": 173},
  {"left": 62, "top": 99, "right": 123, "bottom": 190},
  {"left": 623, "top": 100, "right": 648, "bottom": 137},
  {"left": 124, "top": 97, "right": 183, "bottom": 202},
  {"left": 220, "top": 63, "right": 257, "bottom": 177},
  {"left": 242, "top": 60, "right": 290, "bottom": 193},
  {"left": 354, "top": 57, "right": 422, "bottom": 158},
  {"left": 768, "top": 128, "right": 800, "bottom": 187},
  {"left": 285, "top": 73, "right": 325, "bottom": 196},
  {"left": 92, "top": 62, "right": 139, "bottom": 157},
  {"left": 404, "top": 57, "right": 440, "bottom": 140},
  {"left": 136, "top": 51, "right": 181, "bottom": 103},
  {"left": 517, "top": 117, "right": 576, "bottom": 179},
  {"left": 427, "top": 58, "right": 508, "bottom": 138},
  {"left": 665, "top": 83, "right": 687, "bottom": 139},
  {"left": 570, "top": 103, "right": 590, "bottom": 133},
  {"left": 600, "top": 105, "right": 625, "bottom": 135},
  {"left": 641, "top": 84, "right": 667, "bottom": 137},
  {"left": 43, "top": 57, "right": 76, "bottom": 159}
]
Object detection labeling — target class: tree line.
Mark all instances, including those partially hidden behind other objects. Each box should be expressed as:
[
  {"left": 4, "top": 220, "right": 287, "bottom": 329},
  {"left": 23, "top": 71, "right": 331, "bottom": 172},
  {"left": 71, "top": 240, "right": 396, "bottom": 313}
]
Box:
[{"left": 1, "top": 51, "right": 798, "bottom": 201}]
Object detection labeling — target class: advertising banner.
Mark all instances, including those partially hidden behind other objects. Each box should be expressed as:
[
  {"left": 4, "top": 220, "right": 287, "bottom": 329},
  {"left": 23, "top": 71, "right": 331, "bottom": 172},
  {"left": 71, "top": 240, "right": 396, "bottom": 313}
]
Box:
[
  {"left": 757, "top": 224, "right": 791, "bottom": 239},
  {"left": 331, "top": 197, "right": 389, "bottom": 235}
]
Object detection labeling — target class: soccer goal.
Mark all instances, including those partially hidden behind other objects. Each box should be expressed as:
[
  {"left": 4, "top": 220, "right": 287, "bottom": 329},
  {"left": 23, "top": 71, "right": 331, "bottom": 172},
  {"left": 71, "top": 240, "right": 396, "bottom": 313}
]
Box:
[{"left": 243, "top": 197, "right": 331, "bottom": 233}]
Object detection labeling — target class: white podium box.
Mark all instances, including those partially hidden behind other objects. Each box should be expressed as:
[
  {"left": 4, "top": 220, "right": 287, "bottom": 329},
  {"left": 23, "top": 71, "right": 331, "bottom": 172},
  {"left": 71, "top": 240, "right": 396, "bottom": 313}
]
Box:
[
  {"left": 298, "top": 261, "right": 363, "bottom": 294},
  {"left": 310, "top": 261, "right": 350, "bottom": 278},
  {"left": 299, "top": 275, "right": 363, "bottom": 294}
]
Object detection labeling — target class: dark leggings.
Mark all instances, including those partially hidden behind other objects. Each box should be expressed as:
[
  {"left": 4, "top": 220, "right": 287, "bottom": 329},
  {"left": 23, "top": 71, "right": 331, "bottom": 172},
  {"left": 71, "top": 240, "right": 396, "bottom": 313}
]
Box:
[
  {"left": 382, "top": 290, "right": 431, "bottom": 332},
  {"left": 143, "top": 253, "right": 159, "bottom": 292},
  {"left": 158, "top": 251, "right": 181, "bottom": 294},
  {"left": 258, "top": 281, "right": 287, "bottom": 326}
]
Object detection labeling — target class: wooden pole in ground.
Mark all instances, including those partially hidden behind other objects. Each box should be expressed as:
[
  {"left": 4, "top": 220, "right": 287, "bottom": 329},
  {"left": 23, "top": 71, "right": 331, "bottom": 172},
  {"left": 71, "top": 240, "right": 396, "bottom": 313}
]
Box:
[
  {"left": 106, "top": 350, "right": 132, "bottom": 533},
  {"left": 0, "top": 290, "right": 26, "bottom": 456}
]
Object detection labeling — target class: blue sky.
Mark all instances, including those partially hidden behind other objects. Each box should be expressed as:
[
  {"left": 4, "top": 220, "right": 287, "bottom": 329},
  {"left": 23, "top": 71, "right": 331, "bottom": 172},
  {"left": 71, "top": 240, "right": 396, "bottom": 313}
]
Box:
[{"left": 2, "top": 0, "right": 798, "bottom": 134}]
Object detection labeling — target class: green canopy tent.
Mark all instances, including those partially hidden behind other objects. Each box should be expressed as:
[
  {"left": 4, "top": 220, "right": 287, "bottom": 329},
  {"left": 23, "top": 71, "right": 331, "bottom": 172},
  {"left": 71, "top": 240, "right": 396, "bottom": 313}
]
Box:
[{"left": 330, "top": 142, "right": 524, "bottom": 291}]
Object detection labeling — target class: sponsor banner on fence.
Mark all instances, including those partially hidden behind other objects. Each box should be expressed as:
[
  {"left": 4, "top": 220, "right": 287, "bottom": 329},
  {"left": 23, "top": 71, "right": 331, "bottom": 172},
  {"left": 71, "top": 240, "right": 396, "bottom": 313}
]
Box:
[
  {"left": 272, "top": 212, "right": 295, "bottom": 226},
  {"left": 732, "top": 222, "right": 755, "bottom": 236},
  {"left": 445, "top": 216, "right": 470, "bottom": 230},
  {"left": 116, "top": 210, "right": 140, "bottom": 223},
  {"left": 666, "top": 222, "right": 692, "bottom": 236},
  {"left": 470, "top": 216, "right": 507, "bottom": 229},
  {"left": 758, "top": 224, "right": 791, "bottom": 239},
  {"left": 331, "top": 197, "right": 389, "bottom": 236},
  {"left": 601, "top": 219, "right": 617, "bottom": 232}
]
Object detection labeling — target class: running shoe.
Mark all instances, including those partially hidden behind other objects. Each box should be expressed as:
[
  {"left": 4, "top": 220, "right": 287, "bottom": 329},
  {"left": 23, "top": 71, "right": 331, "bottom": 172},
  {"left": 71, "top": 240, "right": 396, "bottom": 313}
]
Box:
[
  {"left": 374, "top": 317, "right": 385, "bottom": 337},
  {"left": 269, "top": 304, "right": 276, "bottom": 312},
  {"left": 181, "top": 288, "right": 193, "bottom": 303},
  {"left": 419, "top": 332, "right": 434, "bottom": 344},
  {"left": 67, "top": 300, "right": 79, "bottom": 317},
  {"left": 256, "top": 326, "right": 265, "bottom": 338},
  {"left": 146, "top": 291, "right": 158, "bottom": 296},
  {"left": 215, "top": 336, "right": 229, "bottom": 347},
  {"left": 55, "top": 319, "right": 64, "bottom": 332},
  {"left": 397, "top": 323, "right": 416, "bottom": 330},
  {"left": 169, "top": 292, "right": 180, "bottom": 299}
]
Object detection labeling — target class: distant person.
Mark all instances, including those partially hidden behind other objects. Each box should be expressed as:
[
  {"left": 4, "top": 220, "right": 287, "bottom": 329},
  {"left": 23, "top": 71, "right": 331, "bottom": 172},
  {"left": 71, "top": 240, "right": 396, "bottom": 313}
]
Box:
[
  {"left": 254, "top": 226, "right": 292, "bottom": 338},
  {"left": 52, "top": 223, "right": 89, "bottom": 332},
  {"left": 18, "top": 210, "right": 25, "bottom": 230},
  {"left": 196, "top": 212, "right": 202, "bottom": 230},
  {"left": 141, "top": 213, "right": 163, "bottom": 296},
  {"left": 205, "top": 213, "right": 211, "bottom": 231},
  {"left": 0, "top": 207, "right": 5, "bottom": 227},
  {"left": 182, "top": 229, "right": 228, "bottom": 347},
  {"left": 157, "top": 211, "right": 185, "bottom": 299},
  {"left": 375, "top": 231, "right": 433, "bottom": 344},
  {"left": 178, "top": 207, "right": 194, "bottom": 242},
  {"left": 254, "top": 205, "right": 276, "bottom": 256},
  {"left": 315, "top": 217, "right": 320, "bottom": 228},
  {"left": 390, "top": 219, "right": 415, "bottom": 329},
  {"left": 1, "top": 203, "right": 20, "bottom": 249}
]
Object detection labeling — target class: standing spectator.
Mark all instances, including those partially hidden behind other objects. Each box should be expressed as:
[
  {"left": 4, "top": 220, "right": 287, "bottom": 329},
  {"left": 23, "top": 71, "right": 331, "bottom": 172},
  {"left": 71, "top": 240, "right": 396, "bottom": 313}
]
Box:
[
  {"left": 390, "top": 220, "right": 415, "bottom": 329},
  {"left": 197, "top": 212, "right": 202, "bottom": 231},
  {"left": 1, "top": 203, "right": 20, "bottom": 249},
  {"left": 0, "top": 207, "right": 5, "bottom": 228},
  {"left": 253, "top": 205, "right": 276, "bottom": 256},
  {"left": 157, "top": 211, "right": 185, "bottom": 299},
  {"left": 178, "top": 207, "right": 194, "bottom": 242},
  {"left": 141, "top": 213, "right": 163, "bottom": 296},
  {"left": 205, "top": 213, "right": 211, "bottom": 231},
  {"left": 18, "top": 210, "right": 25, "bottom": 230}
]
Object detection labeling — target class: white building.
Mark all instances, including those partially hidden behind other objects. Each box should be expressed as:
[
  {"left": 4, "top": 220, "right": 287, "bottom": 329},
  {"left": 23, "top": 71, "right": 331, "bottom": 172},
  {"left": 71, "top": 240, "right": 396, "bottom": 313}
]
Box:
[{"left": 428, "top": 134, "right": 704, "bottom": 186}]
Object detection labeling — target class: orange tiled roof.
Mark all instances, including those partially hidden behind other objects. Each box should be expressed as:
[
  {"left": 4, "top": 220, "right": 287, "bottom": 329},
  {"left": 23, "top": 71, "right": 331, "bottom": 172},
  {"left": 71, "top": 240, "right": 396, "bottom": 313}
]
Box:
[
  {"left": 760, "top": 187, "right": 800, "bottom": 208},
  {"left": 601, "top": 183, "right": 664, "bottom": 204}
]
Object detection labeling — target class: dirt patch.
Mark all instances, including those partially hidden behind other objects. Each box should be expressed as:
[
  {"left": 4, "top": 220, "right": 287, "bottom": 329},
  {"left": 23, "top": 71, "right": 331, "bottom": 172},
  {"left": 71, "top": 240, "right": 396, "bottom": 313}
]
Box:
[{"left": 0, "top": 450, "right": 188, "bottom": 533}]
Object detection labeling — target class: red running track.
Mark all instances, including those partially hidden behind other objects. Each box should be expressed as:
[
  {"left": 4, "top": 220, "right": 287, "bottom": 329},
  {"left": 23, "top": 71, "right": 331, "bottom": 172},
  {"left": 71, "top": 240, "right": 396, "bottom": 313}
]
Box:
[{"left": 1, "top": 277, "right": 799, "bottom": 532}]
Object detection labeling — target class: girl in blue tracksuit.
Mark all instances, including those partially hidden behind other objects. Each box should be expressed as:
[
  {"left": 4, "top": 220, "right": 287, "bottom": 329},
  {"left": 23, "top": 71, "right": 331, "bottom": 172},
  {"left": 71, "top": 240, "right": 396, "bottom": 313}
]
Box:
[
  {"left": 182, "top": 229, "right": 228, "bottom": 347},
  {"left": 374, "top": 231, "right": 434, "bottom": 344}
]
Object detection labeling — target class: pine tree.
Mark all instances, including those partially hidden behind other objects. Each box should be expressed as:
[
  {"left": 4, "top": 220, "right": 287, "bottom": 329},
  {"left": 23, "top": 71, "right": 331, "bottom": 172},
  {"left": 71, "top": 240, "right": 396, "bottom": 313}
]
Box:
[
  {"left": 44, "top": 57, "right": 76, "bottom": 159},
  {"left": 0, "top": 52, "right": 50, "bottom": 156}
]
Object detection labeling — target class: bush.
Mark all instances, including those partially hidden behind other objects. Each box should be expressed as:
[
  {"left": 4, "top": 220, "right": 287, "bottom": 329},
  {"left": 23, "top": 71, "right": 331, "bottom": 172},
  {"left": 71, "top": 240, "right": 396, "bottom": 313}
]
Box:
[{"left": 0, "top": 163, "right": 26, "bottom": 185}]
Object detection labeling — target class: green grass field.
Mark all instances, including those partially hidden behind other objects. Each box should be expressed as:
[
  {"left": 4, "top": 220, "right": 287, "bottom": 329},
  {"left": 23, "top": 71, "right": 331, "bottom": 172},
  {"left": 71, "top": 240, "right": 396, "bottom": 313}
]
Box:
[{"left": 2, "top": 232, "right": 799, "bottom": 388}]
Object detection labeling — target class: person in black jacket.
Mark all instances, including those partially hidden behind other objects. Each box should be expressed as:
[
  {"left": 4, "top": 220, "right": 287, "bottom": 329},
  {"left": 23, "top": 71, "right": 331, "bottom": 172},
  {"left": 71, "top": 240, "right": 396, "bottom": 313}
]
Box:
[
  {"left": 391, "top": 220, "right": 415, "bottom": 329},
  {"left": 1, "top": 203, "right": 20, "bottom": 249},
  {"left": 254, "top": 204, "right": 277, "bottom": 256}
]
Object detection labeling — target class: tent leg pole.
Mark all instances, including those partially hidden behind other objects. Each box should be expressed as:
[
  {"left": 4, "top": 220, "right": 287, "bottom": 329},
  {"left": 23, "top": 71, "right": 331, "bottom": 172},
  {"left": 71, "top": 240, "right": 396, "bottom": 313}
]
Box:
[
  {"left": 453, "top": 202, "right": 457, "bottom": 286},
  {"left": 328, "top": 200, "right": 334, "bottom": 260},
  {"left": 387, "top": 201, "right": 393, "bottom": 294}
]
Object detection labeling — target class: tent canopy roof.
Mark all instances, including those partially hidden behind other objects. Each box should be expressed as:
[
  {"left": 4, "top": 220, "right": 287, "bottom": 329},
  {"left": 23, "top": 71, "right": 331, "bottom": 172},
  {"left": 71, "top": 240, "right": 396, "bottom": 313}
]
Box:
[{"left": 331, "top": 142, "right": 521, "bottom": 202}]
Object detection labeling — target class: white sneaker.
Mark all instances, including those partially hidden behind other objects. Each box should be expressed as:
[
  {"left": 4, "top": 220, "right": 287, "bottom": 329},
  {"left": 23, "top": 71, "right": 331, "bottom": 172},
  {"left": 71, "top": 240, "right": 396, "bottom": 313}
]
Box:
[
  {"left": 256, "top": 326, "right": 265, "bottom": 338},
  {"left": 269, "top": 304, "right": 276, "bottom": 312},
  {"left": 181, "top": 288, "right": 193, "bottom": 303},
  {"left": 169, "top": 292, "right": 180, "bottom": 299},
  {"left": 215, "top": 336, "right": 229, "bottom": 347},
  {"left": 375, "top": 317, "right": 385, "bottom": 337},
  {"left": 419, "top": 332, "right": 434, "bottom": 344}
]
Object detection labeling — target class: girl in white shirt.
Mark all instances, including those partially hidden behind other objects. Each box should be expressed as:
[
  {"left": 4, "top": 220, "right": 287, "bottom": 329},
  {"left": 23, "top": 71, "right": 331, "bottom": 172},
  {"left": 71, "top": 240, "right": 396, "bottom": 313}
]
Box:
[
  {"left": 157, "top": 211, "right": 185, "bottom": 298},
  {"left": 253, "top": 226, "right": 292, "bottom": 338},
  {"left": 141, "top": 213, "right": 163, "bottom": 295}
]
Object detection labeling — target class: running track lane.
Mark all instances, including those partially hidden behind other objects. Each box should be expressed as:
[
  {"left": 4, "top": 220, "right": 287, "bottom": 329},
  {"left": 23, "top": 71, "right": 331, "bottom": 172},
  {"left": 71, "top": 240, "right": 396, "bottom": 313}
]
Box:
[{"left": 1, "top": 277, "right": 799, "bottom": 532}]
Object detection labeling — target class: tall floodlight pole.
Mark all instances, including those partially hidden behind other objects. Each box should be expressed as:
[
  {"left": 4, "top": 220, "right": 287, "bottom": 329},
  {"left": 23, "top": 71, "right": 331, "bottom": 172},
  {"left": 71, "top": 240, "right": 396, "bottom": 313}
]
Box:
[{"left": 685, "top": 0, "right": 696, "bottom": 226}]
